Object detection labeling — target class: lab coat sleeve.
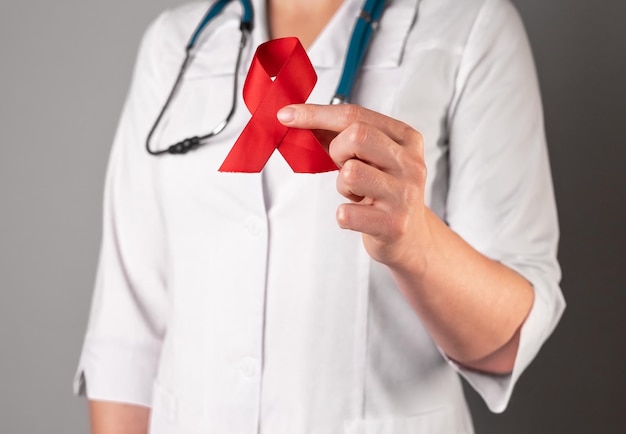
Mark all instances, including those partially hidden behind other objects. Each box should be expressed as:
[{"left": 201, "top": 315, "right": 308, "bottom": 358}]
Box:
[
  {"left": 443, "top": 0, "right": 566, "bottom": 413},
  {"left": 73, "top": 11, "right": 173, "bottom": 407}
]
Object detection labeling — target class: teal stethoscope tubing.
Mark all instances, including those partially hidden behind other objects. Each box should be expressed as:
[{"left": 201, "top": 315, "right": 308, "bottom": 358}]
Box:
[
  {"left": 187, "top": 0, "right": 254, "bottom": 50},
  {"left": 332, "top": 0, "right": 386, "bottom": 104},
  {"left": 146, "top": 0, "right": 386, "bottom": 156}
]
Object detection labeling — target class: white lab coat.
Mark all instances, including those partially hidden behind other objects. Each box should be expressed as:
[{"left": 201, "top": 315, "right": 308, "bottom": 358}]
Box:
[{"left": 74, "top": 0, "right": 565, "bottom": 433}]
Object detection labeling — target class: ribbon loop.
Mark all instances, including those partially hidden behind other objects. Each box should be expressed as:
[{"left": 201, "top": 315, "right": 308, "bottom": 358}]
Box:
[{"left": 219, "top": 37, "right": 338, "bottom": 173}]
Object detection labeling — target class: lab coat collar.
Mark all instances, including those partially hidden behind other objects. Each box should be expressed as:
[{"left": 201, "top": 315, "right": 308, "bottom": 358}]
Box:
[{"left": 251, "top": 0, "right": 420, "bottom": 69}]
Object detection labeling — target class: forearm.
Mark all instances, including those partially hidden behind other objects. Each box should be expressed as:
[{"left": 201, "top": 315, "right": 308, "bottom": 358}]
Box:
[
  {"left": 89, "top": 400, "right": 150, "bottom": 434},
  {"left": 277, "top": 103, "right": 535, "bottom": 374},
  {"left": 389, "top": 208, "right": 534, "bottom": 374}
]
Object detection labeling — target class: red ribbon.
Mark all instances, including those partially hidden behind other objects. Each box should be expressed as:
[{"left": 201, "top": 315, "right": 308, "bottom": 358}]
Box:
[{"left": 219, "top": 37, "right": 338, "bottom": 173}]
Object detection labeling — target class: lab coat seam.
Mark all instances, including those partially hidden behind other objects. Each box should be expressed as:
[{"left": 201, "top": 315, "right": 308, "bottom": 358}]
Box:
[
  {"left": 446, "top": 0, "right": 491, "bottom": 129},
  {"left": 357, "top": 253, "right": 372, "bottom": 419},
  {"left": 256, "top": 212, "right": 271, "bottom": 434},
  {"left": 147, "top": 9, "right": 172, "bottom": 100},
  {"left": 395, "top": 0, "right": 422, "bottom": 67}
]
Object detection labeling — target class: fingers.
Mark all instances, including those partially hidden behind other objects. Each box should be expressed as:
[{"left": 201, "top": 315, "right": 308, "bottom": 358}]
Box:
[
  {"left": 277, "top": 103, "right": 423, "bottom": 149},
  {"left": 337, "top": 204, "right": 391, "bottom": 240},
  {"left": 337, "top": 202, "right": 415, "bottom": 244},
  {"left": 277, "top": 103, "right": 427, "bottom": 257},
  {"left": 335, "top": 156, "right": 424, "bottom": 242},
  {"left": 278, "top": 104, "right": 423, "bottom": 173},
  {"left": 330, "top": 121, "right": 404, "bottom": 171},
  {"left": 337, "top": 159, "right": 397, "bottom": 203}
]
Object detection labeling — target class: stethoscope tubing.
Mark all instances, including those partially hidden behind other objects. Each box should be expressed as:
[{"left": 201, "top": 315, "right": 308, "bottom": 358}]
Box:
[
  {"left": 147, "top": 0, "right": 386, "bottom": 156},
  {"left": 188, "top": 0, "right": 254, "bottom": 50},
  {"left": 332, "top": 0, "right": 386, "bottom": 104}
]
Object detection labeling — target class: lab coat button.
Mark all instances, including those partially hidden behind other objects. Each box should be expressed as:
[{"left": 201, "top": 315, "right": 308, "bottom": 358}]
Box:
[
  {"left": 245, "top": 217, "right": 263, "bottom": 237},
  {"left": 239, "top": 357, "right": 258, "bottom": 378}
]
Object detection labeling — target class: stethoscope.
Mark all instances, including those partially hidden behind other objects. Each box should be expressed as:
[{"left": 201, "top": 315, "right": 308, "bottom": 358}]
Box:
[{"left": 146, "top": 0, "right": 386, "bottom": 156}]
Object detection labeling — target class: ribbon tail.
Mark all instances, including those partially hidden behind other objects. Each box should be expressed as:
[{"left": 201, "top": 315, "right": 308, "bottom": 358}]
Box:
[
  {"left": 278, "top": 129, "right": 338, "bottom": 173},
  {"left": 219, "top": 118, "right": 281, "bottom": 173}
]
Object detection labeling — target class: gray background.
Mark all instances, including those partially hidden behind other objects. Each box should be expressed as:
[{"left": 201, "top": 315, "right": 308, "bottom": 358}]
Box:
[{"left": 0, "top": 0, "right": 624, "bottom": 432}]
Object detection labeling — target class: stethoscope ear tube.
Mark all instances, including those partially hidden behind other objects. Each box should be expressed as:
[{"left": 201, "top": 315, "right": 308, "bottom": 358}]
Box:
[
  {"left": 146, "top": 0, "right": 252, "bottom": 156},
  {"left": 145, "top": 49, "right": 194, "bottom": 156},
  {"left": 331, "top": 0, "right": 386, "bottom": 104},
  {"left": 187, "top": 0, "right": 254, "bottom": 50}
]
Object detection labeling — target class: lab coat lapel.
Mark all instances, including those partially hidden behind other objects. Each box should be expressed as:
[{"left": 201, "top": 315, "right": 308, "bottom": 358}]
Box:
[{"left": 308, "top": 0, "right": 421, "bottom": 70}]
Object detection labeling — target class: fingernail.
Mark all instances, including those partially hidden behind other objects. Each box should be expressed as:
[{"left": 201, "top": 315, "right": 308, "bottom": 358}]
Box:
[{"left": 277, "top": 107, "right": 295, "bottom": 123}]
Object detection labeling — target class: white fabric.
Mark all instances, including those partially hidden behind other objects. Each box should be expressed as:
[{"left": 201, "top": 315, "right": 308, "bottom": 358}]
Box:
[{"left": 74, "top": 0, "right": 566, "bottom": 432}]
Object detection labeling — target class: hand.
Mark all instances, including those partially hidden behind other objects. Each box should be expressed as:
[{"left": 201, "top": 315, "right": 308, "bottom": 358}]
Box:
[
  {"left": 278, "top": 103, "right": 432, "bottom": 271},
  {"left": 278, "top": 104, "right": 534, "bottom": 373}
]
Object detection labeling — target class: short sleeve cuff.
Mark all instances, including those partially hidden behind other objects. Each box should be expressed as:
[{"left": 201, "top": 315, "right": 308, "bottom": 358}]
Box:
[
  {"left": 444, "top": 267, "right": 565, "bottom": 413},
  {"left": 73, "top": 336, "right": 162, "bottom": 408}
]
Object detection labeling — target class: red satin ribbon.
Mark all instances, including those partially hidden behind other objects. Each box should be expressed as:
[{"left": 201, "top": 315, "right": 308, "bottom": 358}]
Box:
[{"left": 219, "top": 37, "right": 338, "bottom": 173}]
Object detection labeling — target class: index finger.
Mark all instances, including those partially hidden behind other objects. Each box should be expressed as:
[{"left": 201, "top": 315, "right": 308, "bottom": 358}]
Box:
[{"left": 277, "top": 104, "right": 421, "bottom": 147}]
